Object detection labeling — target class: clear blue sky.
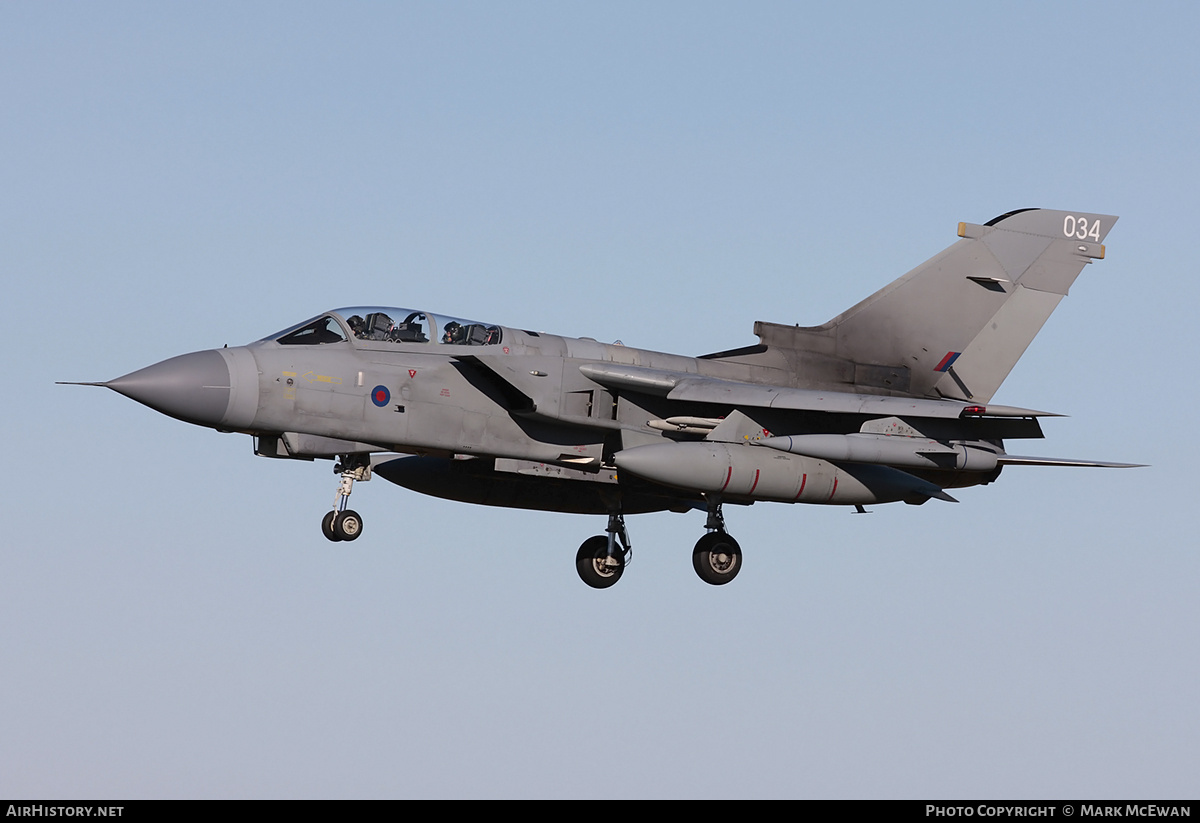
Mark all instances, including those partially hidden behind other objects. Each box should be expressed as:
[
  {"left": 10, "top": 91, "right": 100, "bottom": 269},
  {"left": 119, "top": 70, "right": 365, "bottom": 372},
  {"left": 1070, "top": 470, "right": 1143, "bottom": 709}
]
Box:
[{"left": 3, "top": 1, "right": 1196, "bottom": 798}]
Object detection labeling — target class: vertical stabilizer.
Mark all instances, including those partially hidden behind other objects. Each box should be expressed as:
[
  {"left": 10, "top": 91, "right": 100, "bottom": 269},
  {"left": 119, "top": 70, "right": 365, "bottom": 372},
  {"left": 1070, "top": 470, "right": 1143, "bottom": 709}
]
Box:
[{"left": 762, "top": 209, "right": 1117, "bottom": 403}]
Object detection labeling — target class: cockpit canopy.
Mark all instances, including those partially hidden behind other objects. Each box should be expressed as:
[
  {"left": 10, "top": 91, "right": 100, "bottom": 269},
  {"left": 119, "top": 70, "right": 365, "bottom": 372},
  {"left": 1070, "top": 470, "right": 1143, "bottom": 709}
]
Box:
[{"left": 266, "top": 307, "right": 502, "bottom": 347}]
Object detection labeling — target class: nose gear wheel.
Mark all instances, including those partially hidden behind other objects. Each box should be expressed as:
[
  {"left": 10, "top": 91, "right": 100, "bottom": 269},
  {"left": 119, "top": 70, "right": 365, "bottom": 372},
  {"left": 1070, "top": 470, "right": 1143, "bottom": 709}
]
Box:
[{"left": 321, "top": 456, "right": 371, "bottom": 542}]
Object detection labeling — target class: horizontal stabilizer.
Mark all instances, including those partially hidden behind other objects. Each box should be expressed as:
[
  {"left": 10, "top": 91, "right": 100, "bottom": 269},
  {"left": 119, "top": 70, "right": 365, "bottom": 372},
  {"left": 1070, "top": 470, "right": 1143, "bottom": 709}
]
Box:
[
  {"left": 997, "top": 455, "right": 1146, "bottom": 468},
  {"left": 977, "top": 404, "right": 1062, "bottom": 418}
]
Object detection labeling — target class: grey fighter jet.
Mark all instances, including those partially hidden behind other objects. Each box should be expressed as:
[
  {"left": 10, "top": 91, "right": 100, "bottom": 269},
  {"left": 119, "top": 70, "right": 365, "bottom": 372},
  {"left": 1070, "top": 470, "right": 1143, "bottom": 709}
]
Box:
[{"left": 65, "top": 208, "right": 1140, "bottom": 588}]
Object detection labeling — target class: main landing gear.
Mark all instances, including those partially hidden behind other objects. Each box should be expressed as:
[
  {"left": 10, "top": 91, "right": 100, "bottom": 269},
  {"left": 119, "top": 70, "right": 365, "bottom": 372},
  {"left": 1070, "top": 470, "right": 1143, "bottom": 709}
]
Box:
[
  {"left": 576, "top": 512, "right": 632, "bottom": 589},
  {"left": 692, "top": 496, "right": 742, "bottom": 586},
  {"left": 322, "top": 456, "right": 371, "bottom": 542},
  {"left": 573, "top": 497, "right": 742, "bottom": 588}
]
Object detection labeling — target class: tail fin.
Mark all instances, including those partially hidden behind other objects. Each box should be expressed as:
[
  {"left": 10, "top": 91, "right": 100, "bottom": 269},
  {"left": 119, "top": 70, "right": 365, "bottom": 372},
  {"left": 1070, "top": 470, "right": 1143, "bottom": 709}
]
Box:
[{"left": 755, "top": 208, "right": 1118, "bottom": 403}]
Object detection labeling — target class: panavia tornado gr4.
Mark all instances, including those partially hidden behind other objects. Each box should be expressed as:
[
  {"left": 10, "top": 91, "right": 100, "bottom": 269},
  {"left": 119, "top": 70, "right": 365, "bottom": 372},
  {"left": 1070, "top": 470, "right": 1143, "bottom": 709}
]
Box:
[{"left": 66, "top": 208, "right": 1139, "bottom": 588}]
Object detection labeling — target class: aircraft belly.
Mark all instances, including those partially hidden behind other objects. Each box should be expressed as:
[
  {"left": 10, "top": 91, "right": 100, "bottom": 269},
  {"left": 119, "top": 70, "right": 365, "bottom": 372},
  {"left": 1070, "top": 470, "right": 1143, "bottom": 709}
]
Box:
[{"left": 374, "top": 455, "right": 680, "bottom": 515}]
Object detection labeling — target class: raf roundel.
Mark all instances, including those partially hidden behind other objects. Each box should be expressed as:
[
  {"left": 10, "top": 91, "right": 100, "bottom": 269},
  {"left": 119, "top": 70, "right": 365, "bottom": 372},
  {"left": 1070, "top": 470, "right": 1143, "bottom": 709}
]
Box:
[{"left": 370, "top": 385, "right": 391, "bottom": 407}]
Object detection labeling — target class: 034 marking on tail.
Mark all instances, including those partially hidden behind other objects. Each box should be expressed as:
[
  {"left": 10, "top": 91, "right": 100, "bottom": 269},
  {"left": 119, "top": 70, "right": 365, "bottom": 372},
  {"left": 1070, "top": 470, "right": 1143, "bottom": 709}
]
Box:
[{"left": 63, "top": 208, "right": 1141, "bottom": 588}]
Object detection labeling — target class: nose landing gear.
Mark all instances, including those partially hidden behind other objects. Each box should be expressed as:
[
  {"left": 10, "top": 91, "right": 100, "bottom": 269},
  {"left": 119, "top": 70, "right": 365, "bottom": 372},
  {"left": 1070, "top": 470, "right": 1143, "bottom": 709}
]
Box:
[{"left": 321, "top": 456, "right": 371, "bottom": 542}]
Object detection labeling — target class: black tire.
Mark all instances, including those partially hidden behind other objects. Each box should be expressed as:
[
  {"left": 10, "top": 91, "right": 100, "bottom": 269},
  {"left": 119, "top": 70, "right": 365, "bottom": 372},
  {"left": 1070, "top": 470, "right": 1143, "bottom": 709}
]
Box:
[
  {"left": 334, "top": 510, "right": 364, "bottom": 541},
  {"left": 692, "top": 531, "right": 742, "bottom": 585},
  {"left": 575, "top": 535, "right": 624, "bottom": 589},
  {"left": 321, "top": 511, "right": 343, "bottom": 542}
]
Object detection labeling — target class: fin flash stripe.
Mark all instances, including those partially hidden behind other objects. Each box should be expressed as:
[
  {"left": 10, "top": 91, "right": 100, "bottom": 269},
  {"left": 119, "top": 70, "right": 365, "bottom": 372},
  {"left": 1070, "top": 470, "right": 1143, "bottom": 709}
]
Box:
[{"left": 934, "top": 352, "right": 961, "bottom": 372}]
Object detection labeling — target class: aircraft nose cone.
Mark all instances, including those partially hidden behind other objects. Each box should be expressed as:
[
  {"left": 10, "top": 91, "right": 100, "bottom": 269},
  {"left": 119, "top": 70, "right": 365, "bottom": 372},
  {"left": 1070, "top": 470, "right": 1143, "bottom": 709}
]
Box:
[{"left": 106, "top": 350, "right": 232, "bottom": 427}]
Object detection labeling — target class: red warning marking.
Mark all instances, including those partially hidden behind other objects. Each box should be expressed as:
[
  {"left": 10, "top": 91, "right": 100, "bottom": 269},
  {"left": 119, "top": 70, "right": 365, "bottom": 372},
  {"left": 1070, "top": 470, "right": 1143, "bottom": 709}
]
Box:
[
  {"left": 748, "top": 469, "right": 760, "bottom": 495},
  {"left": 794, "top": 473, "right": 807, "bottom": 500},
  {"left": 720, "top": 466, "right": 732, "bottom": 493},
  {"left": 440, "top": 388, "right": 451, "bottom": 397},
  {"left": 408, "top": 369, "right": 417, "bottom": 378},
  {"left": 828, "top": 476, "right": 838, "bottom": 501},
  {"left": 503, "top": 347, "right": 510, "bottom": 354}
]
